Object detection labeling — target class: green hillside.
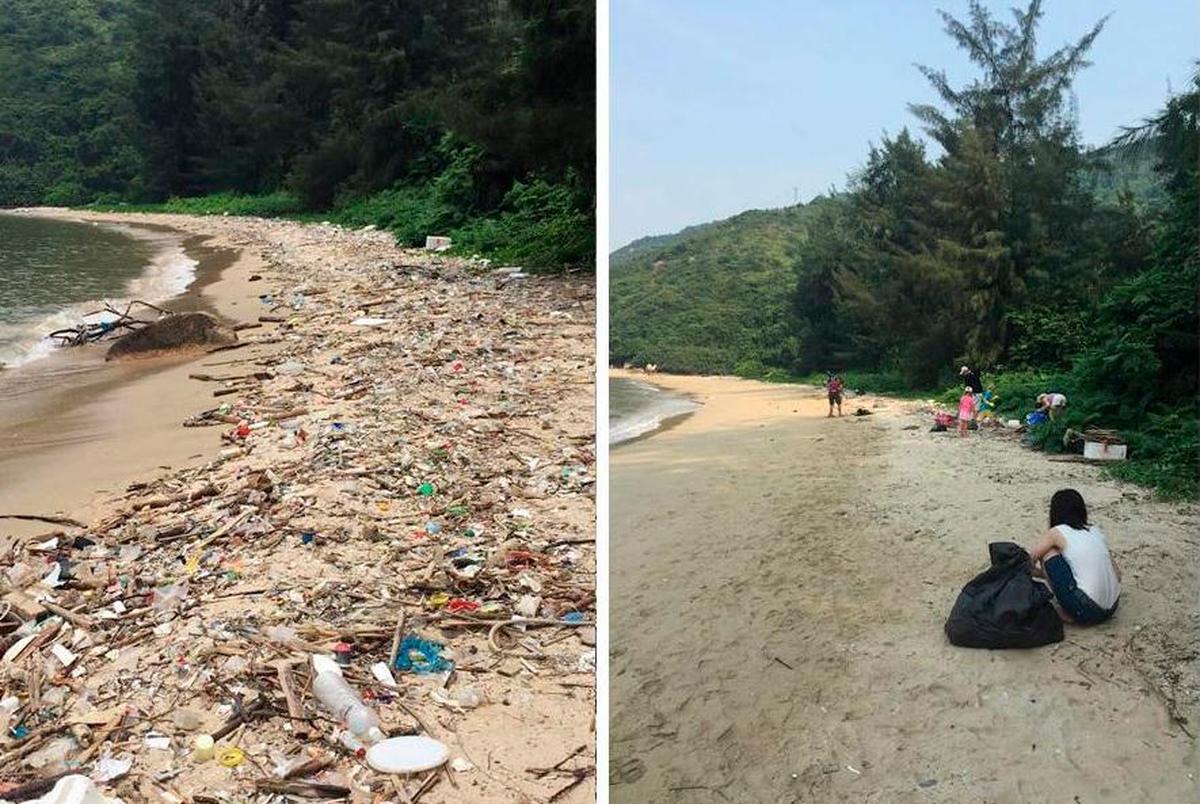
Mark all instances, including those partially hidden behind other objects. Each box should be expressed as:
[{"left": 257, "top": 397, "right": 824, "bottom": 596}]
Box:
[
  {"left": 611, "top": 2, "right": 1196, "bottom": 498},
  {"left": 610, "top": 202, "right": 827, "bottom": 375}
]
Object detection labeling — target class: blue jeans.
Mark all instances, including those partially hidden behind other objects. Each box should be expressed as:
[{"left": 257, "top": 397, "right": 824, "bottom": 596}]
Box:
[{"left": 1044, "top": 555, "right": 1117, "bottom": 625}]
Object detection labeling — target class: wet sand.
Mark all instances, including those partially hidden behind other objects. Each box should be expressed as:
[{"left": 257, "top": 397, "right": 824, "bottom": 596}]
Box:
[
  {"left": 611, "top": 372, "right": 1198, "bottom": 803},
  {"left": 0, "top": 220, "right": 265, "bottom": 540}
]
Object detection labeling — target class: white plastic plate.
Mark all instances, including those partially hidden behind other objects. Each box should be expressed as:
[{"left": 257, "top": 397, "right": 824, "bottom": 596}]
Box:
[{"left": 366, "top": 736, "right": 450, "bottom": 774}]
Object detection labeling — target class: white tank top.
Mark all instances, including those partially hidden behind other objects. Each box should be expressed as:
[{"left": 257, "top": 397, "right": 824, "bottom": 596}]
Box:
[{"left": 1056, "top": 525, "right": 1120, "bottom": 609}]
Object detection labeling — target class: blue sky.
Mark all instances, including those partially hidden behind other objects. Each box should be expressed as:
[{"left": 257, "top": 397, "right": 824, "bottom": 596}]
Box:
[{"left": 611, "top": 0, "right": 1198, "bottom": 248}]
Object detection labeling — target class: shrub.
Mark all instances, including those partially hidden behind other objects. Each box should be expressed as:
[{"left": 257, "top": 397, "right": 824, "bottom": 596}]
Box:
[{"left": 452, "top": 175, "right": 593, "bottom": 271}]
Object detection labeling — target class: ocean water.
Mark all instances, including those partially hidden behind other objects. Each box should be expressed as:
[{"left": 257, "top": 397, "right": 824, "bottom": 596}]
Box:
[
  {"left": 0, "top": 215, "right": 197, "bottom": 368},
  {"left": 610, "top": 376, "right": 699, "bottom": 444}
]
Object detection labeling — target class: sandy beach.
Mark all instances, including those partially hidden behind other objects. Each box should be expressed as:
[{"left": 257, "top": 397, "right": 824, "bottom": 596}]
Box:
[
  {"left": 0, "top": 224, "right": 260, "bottom": 536},
  {"left": 0, "top": 210, "right": 595, "bottom": 802},
  {"left": 610, "top": 371, "right": 1197, "bottom": 802}
]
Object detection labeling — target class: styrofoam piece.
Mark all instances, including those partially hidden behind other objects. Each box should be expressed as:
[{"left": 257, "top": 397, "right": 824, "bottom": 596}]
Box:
[
  {"left": 370, "top": 662, "right": 398, "bottom": 687},
  {"left": 1083, "top": 440, "right": 1127, "bottom": 460},
  {"left": 366, "top": 736, "right": 450, "bottom": 774}
]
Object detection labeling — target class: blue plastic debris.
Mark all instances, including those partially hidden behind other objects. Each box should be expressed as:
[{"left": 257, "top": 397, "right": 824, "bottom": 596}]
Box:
[
  {"left": 562, "top": 612, "right": 585, "bottom": 624},
  {"left": 394, "top": 635, "right": 453, "bottom": 674}
]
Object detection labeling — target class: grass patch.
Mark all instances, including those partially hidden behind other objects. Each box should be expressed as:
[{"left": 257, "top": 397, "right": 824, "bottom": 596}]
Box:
[{"left": 85, "top": 191, "right": 308, "bottom": 218}]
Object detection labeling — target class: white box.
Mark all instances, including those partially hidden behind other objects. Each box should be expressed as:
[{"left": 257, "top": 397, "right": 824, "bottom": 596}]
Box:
[{"left": 1084, "top": 440, "right": 1127, "bottom": 461}]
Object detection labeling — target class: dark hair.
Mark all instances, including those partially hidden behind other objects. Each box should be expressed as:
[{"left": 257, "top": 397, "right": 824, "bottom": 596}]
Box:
[{"left": 1049, "top": 488, "right": 1089, "bottom": 530}]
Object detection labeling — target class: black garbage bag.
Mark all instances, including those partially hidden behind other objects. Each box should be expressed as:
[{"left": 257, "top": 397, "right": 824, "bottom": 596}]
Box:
[{"left": 945, "top": 542, "right": 1064, "bottom": 649}]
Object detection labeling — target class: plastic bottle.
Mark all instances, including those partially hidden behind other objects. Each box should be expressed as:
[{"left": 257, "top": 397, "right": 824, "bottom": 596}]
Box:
[{"left": 312, "top": 671, "right": 385, "bottom": 744}]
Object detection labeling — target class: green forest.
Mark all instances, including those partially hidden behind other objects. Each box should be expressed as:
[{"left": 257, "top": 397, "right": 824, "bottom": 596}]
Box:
[
  {"left": 0, "top": 0, "right": 594, "bottom": 271},
  {"left": 611, "top": 1, "right": 1198, "bottom": 498}
]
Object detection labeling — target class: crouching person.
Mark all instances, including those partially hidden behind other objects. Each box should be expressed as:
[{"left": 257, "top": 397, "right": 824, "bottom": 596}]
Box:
[{"left": 1029, "top": 489, "right": 1120, "bottom": 624}]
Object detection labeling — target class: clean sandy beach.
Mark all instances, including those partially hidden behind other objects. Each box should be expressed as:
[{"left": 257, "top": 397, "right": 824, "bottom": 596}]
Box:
[{"left": 610, "top": 371, "right": 1197, "bottom": 803}]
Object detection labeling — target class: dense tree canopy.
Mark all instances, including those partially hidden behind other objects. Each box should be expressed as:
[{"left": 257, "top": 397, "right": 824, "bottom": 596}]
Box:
[{"left": 0, "top": 0, "right": 595, "bottom": 269}]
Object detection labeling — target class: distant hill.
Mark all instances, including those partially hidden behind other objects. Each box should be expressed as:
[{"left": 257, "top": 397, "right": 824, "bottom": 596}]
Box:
[
  {"left": 610, "top": 200, "right": 829, "bottom": 374},
  {"left": 610, "top": 140, "right": 1166, "bottom": 377},
  {"left": 611, "top": 221, "right": 720, "bottom": 268}
]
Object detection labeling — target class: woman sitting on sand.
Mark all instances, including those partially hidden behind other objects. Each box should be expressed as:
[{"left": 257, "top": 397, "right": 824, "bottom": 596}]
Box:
[{"left": 1028, "top": 489, "right": 1121, "bottom": 625}]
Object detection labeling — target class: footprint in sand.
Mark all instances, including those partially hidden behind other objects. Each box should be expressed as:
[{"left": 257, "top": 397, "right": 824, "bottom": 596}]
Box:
[{"left": 611, "top": 758, "right": 646, "bottom": 784}]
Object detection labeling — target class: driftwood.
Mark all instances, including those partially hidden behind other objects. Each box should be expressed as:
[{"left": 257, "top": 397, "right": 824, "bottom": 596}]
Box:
[
  {"left": 0, "top": 771, "right": 75, "bottom": 801},
  {"left": 254, "top": 780, "right": 351, "bottom": 798},
  {"left": 47, "top": 300, "right": 169, "bottom": 347},
  {"left": 0, "top": 513, "right": 87, "bottom": 528}
]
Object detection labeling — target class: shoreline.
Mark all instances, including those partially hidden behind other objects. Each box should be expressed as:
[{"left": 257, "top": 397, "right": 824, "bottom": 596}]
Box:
[
  {"left": 0, "top": 213, "right": 206, "bottom": 370},
  {"left": 611, "top": 372, "right": 1197, "bottom": 802},
  {"left": 0, "top": 215, "right": 260, "bottom": 538},
  {"left": 608, "top": 369, "right": 704, "bottom": 446}
]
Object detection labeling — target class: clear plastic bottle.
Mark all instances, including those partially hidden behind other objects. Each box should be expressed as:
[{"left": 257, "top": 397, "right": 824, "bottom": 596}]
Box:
[{"left": 312, "top": 671, "right": 385, "bottom": 744}]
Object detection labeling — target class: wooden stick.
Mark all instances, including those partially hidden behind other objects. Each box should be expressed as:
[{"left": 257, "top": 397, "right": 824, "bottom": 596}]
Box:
[
  {"left": 282, "top": 755, "right": 333, "bottom": 780},
  {"left": 410, "top": 771, "right": 440, "bottom": 803},
  {"left": 41, "top": 601, "right": 95, "bottom": 629},
  {"left": 276, "top": 663, "right": 309, "bottom": 739},
  {"left": 254, "top": 780, "right": 351, "bottom": 797},
  {"left": 548, "top": 769, "right": 594, "bottom": 802},
  {"left": 0, "top": 514, "right": 86, "bottom": 529},
  {"left": 388, "top": 609, "right": 407, "bottom": 670}
]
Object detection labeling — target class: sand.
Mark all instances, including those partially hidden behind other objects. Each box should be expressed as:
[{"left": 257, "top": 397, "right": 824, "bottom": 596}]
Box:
[
  {"left": 0, "top": 210, "right": 595, "bottom": 803},
  {"left": 610, "top": 371, "right": 1198, "bottom": 803},
  {"left": 0, "top": 227, "right": 263, "bottom": 536}
]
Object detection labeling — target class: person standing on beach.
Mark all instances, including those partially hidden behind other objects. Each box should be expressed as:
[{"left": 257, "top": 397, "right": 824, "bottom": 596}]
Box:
[
  {"left": 959, "top": 365, "right": 983, "bottom": 394},
  {"left": 957, "top": 386, "right": 976, "bottom": 436},
  {"left": 826, "top": 373, "right": 845, "bottom": 417}
]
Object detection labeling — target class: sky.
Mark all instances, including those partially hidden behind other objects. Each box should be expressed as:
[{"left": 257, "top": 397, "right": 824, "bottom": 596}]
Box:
[{"left": 611, "top": 0, "right": 1199, "bottom": 248}]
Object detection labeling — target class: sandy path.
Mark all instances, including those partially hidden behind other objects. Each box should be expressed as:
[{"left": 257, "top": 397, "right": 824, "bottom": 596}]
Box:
[{"left": 611, "top": 372, "right": 1197, "bottom": 803}]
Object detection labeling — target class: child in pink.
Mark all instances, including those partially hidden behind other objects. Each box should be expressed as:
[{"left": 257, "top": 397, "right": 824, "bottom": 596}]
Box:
[{"left": 957, "top": 386, "right": 976, "bottom": 437}]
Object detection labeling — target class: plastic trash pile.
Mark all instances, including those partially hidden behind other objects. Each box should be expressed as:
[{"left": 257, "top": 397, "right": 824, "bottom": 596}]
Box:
[{"left": 0, "top": 216, "right": 596, "bottom": 803}]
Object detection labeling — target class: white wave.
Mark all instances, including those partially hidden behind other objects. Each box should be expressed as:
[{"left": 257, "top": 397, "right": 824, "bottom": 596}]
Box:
[
  {"left": 610, "top": 380, "right": 699, "bottom": 444},
  {"left": 0, "top": 224, "right": 198, "bottom": 370}
]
